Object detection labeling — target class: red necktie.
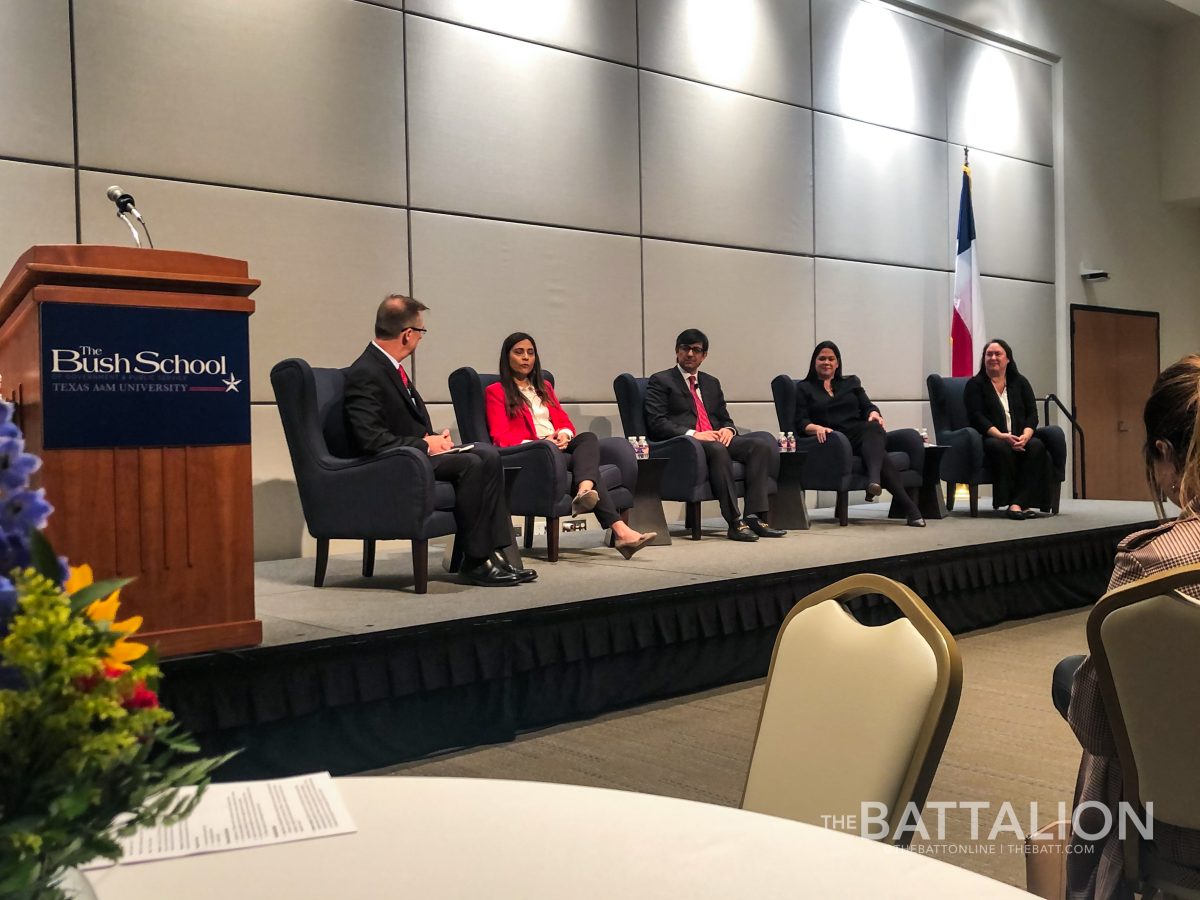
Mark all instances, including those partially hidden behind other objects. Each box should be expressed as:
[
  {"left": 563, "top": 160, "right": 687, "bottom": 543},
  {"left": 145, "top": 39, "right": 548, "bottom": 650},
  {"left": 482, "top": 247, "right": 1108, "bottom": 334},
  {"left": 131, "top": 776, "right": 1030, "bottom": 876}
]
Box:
[
  {"left": 397, "top": 364, "right": 410, "bottom": 388},
  {"left": 689, "top": 375, "right": 712, "bottom": 432}
]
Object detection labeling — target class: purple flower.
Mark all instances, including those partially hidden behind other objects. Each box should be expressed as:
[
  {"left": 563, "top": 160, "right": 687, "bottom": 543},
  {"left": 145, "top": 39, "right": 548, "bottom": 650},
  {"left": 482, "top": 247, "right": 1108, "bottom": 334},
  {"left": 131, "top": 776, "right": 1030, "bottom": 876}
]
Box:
[
  {"left": 0, "top": 434, "right": 40, "bottom": 492},
  {"left": 0, "top": 488, "right": 52, "bottom": 534},
  {"left": 0, "top": 574, "right": 14, "bottom": 638}
]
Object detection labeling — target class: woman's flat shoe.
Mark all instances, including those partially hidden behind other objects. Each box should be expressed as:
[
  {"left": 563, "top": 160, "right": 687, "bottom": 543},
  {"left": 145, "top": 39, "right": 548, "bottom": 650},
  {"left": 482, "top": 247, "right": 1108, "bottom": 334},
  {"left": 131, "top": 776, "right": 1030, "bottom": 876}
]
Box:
[
  {"left": 906, "top": 517, "right": 926, "bottom": 528},
  {"left": 571, "top": 489, "right": 599, "bottom": 516},
  {"left": 865, "top": 482, "right": 882, "bottom": 501},
  {"left": 1006, "top": 508, "right": 1026, "bottom": 520},
  {"left": 615, "top": 532, "right": 655, "bottom": 559}
]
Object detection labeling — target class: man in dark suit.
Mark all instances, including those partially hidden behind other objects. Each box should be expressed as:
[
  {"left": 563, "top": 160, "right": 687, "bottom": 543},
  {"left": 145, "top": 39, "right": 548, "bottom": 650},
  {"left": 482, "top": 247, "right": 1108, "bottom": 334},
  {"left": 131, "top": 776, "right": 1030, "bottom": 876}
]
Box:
[
  {"left": 644, "top": 328, "right": 784, "bottom": 542},
  {"left": 344, "top": 294, "right": 535, "bottom": 586}
]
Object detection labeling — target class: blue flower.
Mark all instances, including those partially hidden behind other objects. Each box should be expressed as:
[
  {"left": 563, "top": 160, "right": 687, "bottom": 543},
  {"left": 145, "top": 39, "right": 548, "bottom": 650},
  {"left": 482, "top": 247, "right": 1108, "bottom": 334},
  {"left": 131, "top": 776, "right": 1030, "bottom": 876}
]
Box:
[
  {"left": 0, "top": 488, "right": 52, "bottom": 535},
  {"left": 0, "top": 434, "right": 40, "bottom": 492},
  {"left": 0, "top": 574, "right": 14, "bottom": 639}
]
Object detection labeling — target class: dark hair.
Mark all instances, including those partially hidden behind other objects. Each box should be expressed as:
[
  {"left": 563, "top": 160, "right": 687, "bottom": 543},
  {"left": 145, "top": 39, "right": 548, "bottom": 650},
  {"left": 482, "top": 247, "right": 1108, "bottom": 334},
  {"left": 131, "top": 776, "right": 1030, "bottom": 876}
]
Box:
[
  {"left": 498, "top": 332, "right": 559, "bottom": 419},
  {"left": 804, "top": 340, "right": 844, "bottom": 383},
  {"left": 975, "top": 338, "right": 1022, "bottom": 381},
  {"left": 675, "top": 328, "right": 709, "bottom": 353},
  {"left": 1143, "top": 355, "right": 1200, "bottom": 515},
  {"left": 375, "top": 293, "right": 428, "bottom": 339}
]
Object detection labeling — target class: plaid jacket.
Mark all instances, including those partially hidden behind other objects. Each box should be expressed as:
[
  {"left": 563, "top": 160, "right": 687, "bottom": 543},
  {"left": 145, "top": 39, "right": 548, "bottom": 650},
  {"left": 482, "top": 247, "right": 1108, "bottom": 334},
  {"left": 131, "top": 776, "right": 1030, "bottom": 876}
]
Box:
[{"left": 1067, "top": 515, "right": 1200, "bottom": 900}]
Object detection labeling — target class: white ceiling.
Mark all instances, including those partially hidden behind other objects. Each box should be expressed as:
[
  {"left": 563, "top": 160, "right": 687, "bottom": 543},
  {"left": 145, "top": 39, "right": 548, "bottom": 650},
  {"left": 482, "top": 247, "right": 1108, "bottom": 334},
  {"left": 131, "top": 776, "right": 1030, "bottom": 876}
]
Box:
[{"left": 1096, "top": 0, "right": 1200, "bottom": 28}]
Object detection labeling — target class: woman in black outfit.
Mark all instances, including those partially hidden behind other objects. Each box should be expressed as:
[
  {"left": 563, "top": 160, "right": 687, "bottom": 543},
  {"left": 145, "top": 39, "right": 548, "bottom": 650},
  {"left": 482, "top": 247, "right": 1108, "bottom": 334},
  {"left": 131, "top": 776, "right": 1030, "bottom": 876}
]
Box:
[
  {"left": 795, "top": 341, "right": 925, "bottom": 527},
  {"left": 962, "top": 338, "right": 1052, "bottom": 519}
]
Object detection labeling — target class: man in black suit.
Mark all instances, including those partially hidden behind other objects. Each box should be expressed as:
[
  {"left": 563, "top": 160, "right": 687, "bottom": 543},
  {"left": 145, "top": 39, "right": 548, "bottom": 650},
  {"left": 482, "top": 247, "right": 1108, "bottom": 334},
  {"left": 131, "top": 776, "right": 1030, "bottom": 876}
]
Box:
[
  {"left": 644, "top": 328, "right": 784, "bottom": 542},
  {"left": 344, "top": 294, "right": 535, "bottom": 586}
]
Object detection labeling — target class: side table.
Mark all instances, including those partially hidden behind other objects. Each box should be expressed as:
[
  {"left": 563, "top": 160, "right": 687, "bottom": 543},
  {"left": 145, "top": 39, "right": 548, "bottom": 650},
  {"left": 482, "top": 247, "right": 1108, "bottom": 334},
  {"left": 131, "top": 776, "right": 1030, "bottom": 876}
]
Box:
[
  {"left": 626, "top": 457, "right": 672, "bottom": 546},
  {"left": 767, "top": 450, "right": 810, "bottom": 530},
  {"left": 917, "top": 445, "right": 949, "bottom": 519}
]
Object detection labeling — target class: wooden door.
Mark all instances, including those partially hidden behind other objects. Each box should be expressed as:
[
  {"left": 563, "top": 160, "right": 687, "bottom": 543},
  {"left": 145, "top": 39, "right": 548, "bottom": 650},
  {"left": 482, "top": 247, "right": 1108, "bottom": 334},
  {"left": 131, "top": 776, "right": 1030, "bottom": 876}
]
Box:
[{"left": 1070, "top": 306, "right": 1159, "bottom": 500}]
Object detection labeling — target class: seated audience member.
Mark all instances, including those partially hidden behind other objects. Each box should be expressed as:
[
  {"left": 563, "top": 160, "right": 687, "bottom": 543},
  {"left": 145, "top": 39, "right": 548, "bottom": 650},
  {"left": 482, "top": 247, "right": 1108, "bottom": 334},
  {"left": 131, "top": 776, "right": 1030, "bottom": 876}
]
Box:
[
  {"left": 963, "top": 338, "right": 1053, "bottom": 519},
  {"left": 486, "top": 333, "right": 655, "bottom": 560},
  {"left": 1058, "top": 355, "right": 1200, "bottom": 899},
  {"left": 644, "top": 328, "right": 784, "bottom": 543},
  {"left": 343, "top": 294, "right": 535, "bottom": 587},
  {"left": 794, "top": 340, "right": 925, "bottom": 527}
]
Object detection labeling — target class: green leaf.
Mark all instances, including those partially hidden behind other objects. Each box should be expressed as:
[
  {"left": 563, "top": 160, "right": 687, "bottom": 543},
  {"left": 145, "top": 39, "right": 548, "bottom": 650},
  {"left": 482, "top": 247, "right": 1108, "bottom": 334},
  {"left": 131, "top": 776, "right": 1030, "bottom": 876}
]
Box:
[
  {"left": 68, "top": 578, "right": 135, "bottom": 615},
  {"left": 29, "top": 531, "right": 60, "bottom": 583}
]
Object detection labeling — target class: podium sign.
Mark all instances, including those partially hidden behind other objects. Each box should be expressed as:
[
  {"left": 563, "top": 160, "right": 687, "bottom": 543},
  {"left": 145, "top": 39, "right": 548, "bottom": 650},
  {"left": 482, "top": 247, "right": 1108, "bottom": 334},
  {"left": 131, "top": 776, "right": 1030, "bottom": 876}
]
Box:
[
  {"left": 41, "top": 303, "right": 251, "bottom": 449},
  {"left": 0, "top": 245, "right": 263, "bottom": 656}
]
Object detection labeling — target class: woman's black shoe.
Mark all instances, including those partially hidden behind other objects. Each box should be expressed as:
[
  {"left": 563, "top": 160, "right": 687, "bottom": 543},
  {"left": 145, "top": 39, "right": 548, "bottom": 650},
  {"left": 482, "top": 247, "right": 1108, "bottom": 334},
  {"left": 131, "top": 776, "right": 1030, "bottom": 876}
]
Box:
[
  {"left": 906, "top": 516, "right": 926, "bottom": 527},
  {"left": 1006, "top": 508, "right": 1026, "bottom": 521}
]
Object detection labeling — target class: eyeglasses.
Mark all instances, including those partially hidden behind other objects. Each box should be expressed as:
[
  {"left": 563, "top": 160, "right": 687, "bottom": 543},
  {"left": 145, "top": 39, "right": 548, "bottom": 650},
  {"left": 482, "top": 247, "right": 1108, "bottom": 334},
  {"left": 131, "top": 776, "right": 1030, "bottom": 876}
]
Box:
[
  {"left": 407, "top": 326, "right": 428, "bottom": 335},
  {"left": 677, "top": 345, "right": 706, "bottom": 356}
]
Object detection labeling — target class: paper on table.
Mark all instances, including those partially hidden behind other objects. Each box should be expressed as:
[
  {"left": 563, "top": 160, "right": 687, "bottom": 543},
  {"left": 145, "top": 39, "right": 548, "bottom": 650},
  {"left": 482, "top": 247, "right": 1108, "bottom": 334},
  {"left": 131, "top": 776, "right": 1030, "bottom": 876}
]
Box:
[{"left": 84, "top": 772, "right": 356, "bottom": 869}]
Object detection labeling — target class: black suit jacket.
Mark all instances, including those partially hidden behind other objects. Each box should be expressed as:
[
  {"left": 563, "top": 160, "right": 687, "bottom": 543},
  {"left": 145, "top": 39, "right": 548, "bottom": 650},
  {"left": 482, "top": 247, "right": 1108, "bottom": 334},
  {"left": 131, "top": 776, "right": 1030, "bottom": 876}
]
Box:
[
  {"left": 963, "top": 371, "right": 1039, "bottom": 436},
  {"left": 644, "top": 368, "right": 736, "bottom": 441},
  {"left": 344, "top": 343, "right": 432, "bottom": 456},
  {"left": 793, "top": 375, "right": 879, "bottom": 433}
]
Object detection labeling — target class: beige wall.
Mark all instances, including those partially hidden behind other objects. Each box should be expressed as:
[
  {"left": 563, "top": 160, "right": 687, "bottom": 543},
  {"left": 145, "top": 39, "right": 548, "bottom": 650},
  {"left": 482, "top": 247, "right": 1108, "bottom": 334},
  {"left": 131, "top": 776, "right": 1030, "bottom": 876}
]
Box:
[{"left": 1162, "top": 21, "right": 1200, "bottom": 205}]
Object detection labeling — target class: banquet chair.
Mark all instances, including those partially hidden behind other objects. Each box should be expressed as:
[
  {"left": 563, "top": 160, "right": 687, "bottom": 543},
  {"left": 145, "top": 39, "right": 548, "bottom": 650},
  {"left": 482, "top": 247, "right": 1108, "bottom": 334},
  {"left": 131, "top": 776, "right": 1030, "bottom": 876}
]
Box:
[
  {"left": 771, "top": 375, "right": 924, "bottom": 526},
  {"left": 271, "top": 358, "right": 459, "bottom": 593},
  {"left": 1087, "top": 564, "right": 1200, "bottom": 899},
  {"left": 448, "top": 367, "right": 635, "bottom": 562},
  {"left": 926, "top": 374, "right": 1066, "bottom": 517},
  {"left": 742, "top": 574, "right": 962, "bottom": 846},
  {"left": 613, "top": 372, "right": 778, "bottom": 540}
]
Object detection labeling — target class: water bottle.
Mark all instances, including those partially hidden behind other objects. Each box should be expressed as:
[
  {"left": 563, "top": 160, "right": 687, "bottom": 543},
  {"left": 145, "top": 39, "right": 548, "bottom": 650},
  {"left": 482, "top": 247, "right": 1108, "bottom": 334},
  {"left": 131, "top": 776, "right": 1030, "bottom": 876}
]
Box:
[
  {"left": 918, "top": 427, "right": 930, "bottom": 445},
  {"left": 786, "top": 431, "right": 797, "bottom": 453},
  {"left": 637, "top": 436, "right": 649, "bottom": 459},
  {"left": 777, "top": 432, "right": 787, "bottom": 452},
  {"left": 628, "top": 436, "right": 640, "bottom": 459}
]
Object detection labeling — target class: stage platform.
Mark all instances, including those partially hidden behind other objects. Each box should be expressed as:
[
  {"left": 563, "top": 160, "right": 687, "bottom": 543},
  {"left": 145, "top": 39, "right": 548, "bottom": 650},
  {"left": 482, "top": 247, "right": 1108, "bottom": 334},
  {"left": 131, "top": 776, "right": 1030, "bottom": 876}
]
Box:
[{"left": 162, "top": 499, "right": 1158, "bottom": 779}]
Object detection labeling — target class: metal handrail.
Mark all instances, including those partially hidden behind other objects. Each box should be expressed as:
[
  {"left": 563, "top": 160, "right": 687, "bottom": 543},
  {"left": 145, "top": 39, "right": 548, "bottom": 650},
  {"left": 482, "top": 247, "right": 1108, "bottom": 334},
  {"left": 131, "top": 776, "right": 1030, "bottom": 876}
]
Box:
[{"left": 1043, "top": 394, "right": 1086, "bottom": 499}]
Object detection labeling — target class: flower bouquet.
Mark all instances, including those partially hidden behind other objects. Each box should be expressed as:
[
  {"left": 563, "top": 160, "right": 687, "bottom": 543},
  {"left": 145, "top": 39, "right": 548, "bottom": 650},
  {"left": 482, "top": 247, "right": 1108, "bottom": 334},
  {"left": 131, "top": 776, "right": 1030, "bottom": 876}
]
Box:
[{"left": 0, "top": 402, "right": 231, "bottom": 898}]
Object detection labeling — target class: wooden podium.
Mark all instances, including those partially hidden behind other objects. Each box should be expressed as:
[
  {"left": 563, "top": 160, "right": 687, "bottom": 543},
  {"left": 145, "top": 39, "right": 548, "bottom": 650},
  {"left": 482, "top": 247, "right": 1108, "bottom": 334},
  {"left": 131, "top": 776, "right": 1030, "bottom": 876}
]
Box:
[{"left": 0, "top": 245, "right": 262, "bottom": 656}]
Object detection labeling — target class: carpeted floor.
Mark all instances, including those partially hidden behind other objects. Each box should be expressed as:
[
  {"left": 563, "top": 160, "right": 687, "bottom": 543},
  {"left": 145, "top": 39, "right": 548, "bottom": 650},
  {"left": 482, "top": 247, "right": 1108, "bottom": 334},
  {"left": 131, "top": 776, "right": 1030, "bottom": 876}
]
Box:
[{"left": 379, "top": 606, "right": 1092, "bottom": 890}]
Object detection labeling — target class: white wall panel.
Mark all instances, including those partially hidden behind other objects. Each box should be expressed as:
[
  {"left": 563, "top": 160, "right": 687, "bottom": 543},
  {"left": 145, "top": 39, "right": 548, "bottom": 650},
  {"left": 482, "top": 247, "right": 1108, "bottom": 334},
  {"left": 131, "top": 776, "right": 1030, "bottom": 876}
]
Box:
[
  {"left": 946, "top": 33, "right": 1052, "bottom": 166},
  {"left": 814, "top": 258, "right": 953, "bottom": 399},
  {"left": 0, "top": 0, "right": 73, "bottom": 163},
  {"left": 408, "top": 0, "right": 637, "bottom": 63},
  {"left": 811, "top": 0, "right": 946, "bottom": 139},
  {"left": 979, "top": 277, "right": 1057, "bottom": 395},
  {"left": 410, "top": 212, "right": 641, "bottom": 404},
  {"left": 0, "top": 160, "right": 76, "bottom": 272},
  {"left": 556, "top": 403, "right": 623, "bottom": 439},
  {"left": 79, "top": 172, "right": 409, "bottom": 402},
  {"left": 873, "top": 400, "right": 935, "bottom": 436},
  {"left": 642, "top": 240, "right": 815, "bottom": 401},
  {"left": 75, "top": 0, "right": 406, "bottom": 203},
  {"left": 407, "top": 16, "right": 639, "bottom": 233},
  {"left": 949, "top": 146, "right": 1054, "bottom": 282},
  {"left": 638, "top": 0, "right": 811, "bottom": 106},
  {"left": 814, "top": 114, "right": 950, "bottom": 270},
  {"left": 252, "top": 404, "right": 306, "bottom": 562},
  {"left": 726, "top": 402, "right": 788, "bottom": 436},
  {"left": 641, "top": 74, "right": 813, "bottom": 253}
]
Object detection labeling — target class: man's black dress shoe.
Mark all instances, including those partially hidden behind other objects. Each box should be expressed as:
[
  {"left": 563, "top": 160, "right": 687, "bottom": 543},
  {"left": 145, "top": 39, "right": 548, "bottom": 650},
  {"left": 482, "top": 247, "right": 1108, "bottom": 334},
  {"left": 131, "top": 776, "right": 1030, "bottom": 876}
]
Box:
[
  {"left": 461, "top": 556, "right": 522, "bottom": 587},
  {"left": 490, "top": 550, "right": 538, "bottom": 583},
  {"left": 745, "top": 515, "right": 787, "bottom": 538},
  {"left": 906, "top": 516, "right": 926, "bottom": 528},
  {"left": 727, "top": 522, "right": 759, "bottom": 542}
]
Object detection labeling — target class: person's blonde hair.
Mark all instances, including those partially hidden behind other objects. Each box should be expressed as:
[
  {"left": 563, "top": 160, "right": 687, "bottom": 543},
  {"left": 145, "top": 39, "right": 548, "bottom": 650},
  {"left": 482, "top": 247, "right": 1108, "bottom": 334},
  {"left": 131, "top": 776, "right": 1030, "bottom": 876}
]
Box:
[{"left": 1143, "top": 355, "right": 1200, "bottom": 518}]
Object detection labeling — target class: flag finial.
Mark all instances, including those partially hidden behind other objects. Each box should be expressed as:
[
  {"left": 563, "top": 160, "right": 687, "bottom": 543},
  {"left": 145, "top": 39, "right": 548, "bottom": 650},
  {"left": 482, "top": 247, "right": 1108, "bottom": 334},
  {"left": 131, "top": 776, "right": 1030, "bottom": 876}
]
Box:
[{"left": 963, "top": 146, "right": 970, "bottom": 165}]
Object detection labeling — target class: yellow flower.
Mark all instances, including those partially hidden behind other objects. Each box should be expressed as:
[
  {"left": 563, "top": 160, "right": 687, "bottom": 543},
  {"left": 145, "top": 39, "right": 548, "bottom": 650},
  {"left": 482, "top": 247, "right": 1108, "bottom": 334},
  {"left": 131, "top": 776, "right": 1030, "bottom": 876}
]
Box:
[{"left": 71, "top": 564, "right": 149, "bottom": 672}]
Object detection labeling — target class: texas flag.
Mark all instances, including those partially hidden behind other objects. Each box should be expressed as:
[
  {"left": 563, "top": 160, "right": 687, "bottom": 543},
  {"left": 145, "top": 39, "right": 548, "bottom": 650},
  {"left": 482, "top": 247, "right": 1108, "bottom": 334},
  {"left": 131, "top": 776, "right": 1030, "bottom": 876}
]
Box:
[{"left": 951, "top": 163, "right": 985, "bottom": 377}]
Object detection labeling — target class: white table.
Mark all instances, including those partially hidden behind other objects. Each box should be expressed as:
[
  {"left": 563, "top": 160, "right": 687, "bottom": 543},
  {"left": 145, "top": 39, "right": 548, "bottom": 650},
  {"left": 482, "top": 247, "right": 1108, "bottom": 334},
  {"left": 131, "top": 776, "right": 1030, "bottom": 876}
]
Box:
[{"left": 89, "top": 777, "right": 1030, "bottom": 899}]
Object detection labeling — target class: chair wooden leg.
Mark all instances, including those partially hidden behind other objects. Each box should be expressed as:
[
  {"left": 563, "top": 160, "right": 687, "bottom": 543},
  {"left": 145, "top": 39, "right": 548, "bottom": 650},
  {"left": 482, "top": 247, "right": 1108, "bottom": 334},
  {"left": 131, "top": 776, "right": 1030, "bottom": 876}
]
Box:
[
  {"left": 412, "top": 539, "right": 428, "bottom": 594},
  {"left": 546, "top": 517, "right": 560, "bottom": 562},
  {"left": 836, "top": 491, "right": 849, "bottom": 526},
  {"left": 362, "top": 539, "right": 376, "bottom": 578},
  {"left": 969, "top": 483, "right": 979, "bottom": 517},
  {"left": 945, "top": 482, "right": 955, "bottom": 511},
  {"left": 1049, "top": 481, "right": 1061, "bottom": 515},
  {"left": 687, "top": 501, "right": 702, "bottom": 540},
  {"left": 448, "top": 535, "right": 464, "bottom": 573},
  {"left": 314, "top": 538, "right": 329, "bottom": 588},
  {"left": 523, "top": 515, "right": 534, "bottom": 550}
]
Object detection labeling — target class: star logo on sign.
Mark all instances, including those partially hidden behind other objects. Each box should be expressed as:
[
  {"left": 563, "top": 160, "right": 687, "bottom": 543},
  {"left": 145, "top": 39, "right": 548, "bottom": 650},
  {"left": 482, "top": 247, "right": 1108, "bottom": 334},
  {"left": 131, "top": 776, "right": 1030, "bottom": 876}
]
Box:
[{"left": 223, "top": 374, "right": 242, "bottom": 393}]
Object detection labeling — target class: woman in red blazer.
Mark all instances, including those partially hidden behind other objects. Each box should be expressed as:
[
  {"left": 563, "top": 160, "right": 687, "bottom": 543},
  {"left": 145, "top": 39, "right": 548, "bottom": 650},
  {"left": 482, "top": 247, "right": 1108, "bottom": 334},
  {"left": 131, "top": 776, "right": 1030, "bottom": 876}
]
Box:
[{"left": 486, "top": 332, "right": 655, "bottom": 559}]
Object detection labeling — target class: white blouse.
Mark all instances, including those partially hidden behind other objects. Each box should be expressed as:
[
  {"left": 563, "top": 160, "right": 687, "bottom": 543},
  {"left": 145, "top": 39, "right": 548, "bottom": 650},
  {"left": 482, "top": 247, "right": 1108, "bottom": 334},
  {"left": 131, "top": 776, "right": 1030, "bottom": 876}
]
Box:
[
  {"left": 997, "top": 387, "right": 1012, "bottom": 433},
  {"left": 520, "top": 384, "right": 572, "bottom": 441}
]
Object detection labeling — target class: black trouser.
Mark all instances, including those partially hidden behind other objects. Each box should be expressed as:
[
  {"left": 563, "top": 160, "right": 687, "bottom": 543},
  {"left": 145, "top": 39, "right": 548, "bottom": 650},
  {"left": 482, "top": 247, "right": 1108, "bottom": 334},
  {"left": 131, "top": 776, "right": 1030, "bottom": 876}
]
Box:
[
  {"left": 843, "top": 420, "right": 920, "bottom": 518},
  {"left": 983, "top": 435, "right": 1051, "bottom": 509},
  {"left": 432, "top": 442, "right": 512, "bottom": 561},
  {"left": 699, "top": 434, "right": 771, "bottom": 527},
  {"left": 563, "top": 431, "right": 620, "bottom": 529},
  {"left": 1052, "top": 654, "right": 1086, "bottom": 721}
]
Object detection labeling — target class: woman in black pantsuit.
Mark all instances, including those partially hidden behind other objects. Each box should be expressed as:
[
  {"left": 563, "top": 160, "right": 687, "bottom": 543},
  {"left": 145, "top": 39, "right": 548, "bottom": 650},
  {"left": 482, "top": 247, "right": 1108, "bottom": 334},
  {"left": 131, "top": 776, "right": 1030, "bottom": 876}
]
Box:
[
  {"left": 794, "top": 341, "right": 925, "bottom": 526},
  {"left": 962, "top": 338, "right": 1052, "bottom": 519}
]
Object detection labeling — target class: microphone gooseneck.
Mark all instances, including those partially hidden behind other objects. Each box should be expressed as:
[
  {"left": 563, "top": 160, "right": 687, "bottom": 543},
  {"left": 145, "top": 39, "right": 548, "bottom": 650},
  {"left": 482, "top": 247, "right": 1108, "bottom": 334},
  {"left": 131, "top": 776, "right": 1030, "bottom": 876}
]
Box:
[{"left": 105, "top": 186, "right": 154, "bottom": 248}]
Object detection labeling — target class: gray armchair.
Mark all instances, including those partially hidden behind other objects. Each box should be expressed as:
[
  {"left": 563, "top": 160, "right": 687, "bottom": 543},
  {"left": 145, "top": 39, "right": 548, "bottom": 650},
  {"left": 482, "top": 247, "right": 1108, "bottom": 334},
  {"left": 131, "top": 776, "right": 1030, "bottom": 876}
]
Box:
[
  {"left": 926, "top": 374, "right": 1066, "bottom": 516},
  {"left": 448, "top": 367, "right": 635, "bottom": 561},
  {"left": 771, "top": 375, "right": 924, "bottom": 526},
  {"left": 271, "top": 358, "right": 458, "bottom": 593},
  {"left": 613, "top": 373, "right": 778, "bottom": 540}
]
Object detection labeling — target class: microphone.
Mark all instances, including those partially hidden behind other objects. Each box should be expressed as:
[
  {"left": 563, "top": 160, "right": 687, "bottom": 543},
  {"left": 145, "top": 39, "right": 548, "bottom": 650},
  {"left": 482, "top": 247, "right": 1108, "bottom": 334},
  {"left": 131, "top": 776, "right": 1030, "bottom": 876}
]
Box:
[{"left": 105, "top": 185, "right": 154, "bottom": 249}]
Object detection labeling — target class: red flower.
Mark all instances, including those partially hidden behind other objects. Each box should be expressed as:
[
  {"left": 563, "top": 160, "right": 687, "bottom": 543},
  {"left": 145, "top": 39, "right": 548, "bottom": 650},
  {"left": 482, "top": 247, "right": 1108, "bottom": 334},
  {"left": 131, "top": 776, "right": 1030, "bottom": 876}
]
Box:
[{"left": 123, "top": 683, "right": 159, "bottom": 710}]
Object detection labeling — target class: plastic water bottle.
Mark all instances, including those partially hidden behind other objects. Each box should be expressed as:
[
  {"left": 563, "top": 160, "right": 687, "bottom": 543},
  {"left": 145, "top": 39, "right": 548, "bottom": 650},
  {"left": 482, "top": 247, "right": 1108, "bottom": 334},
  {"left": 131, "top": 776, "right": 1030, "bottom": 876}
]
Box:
[
  {"left": 637, "top": 436, "right": 649, "bottom": 459},
  {"left": 918, "top": 427, "right": 930, "bottom": 445},
  {"left": 786, "top": 432, "right": 797, "bottom": 453},
  {"left": 628, "top": 436, "right": 640, "bottom": 458},
  {"left": 777, "top": 432, "right": 787, "bottom": 452}
]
